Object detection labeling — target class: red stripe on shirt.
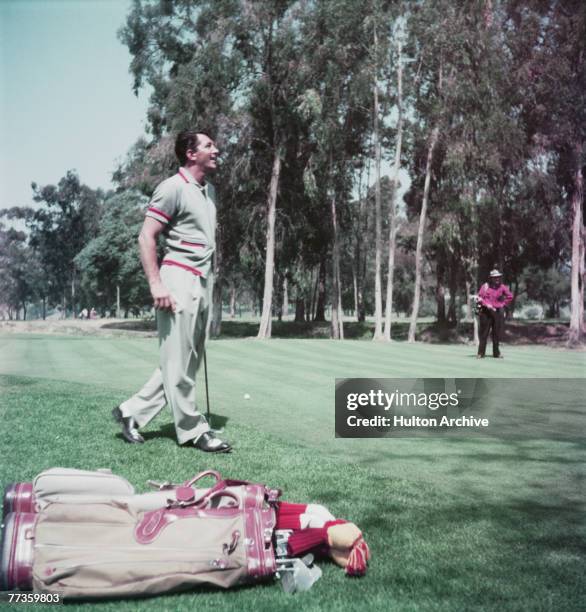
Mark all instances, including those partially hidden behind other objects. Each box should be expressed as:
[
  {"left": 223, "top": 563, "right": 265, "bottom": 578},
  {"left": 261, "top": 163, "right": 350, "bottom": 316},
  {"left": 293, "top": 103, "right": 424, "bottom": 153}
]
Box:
[
  {"left": 161, "top": 259, "right": 203, "bottom": 276},
  {"left": 180, "top": 240, "right": 205, "bottom": 248},
  {"left": 177, "top": 169, "right": 190, "bottom": 183},
  {"left": 148, "top": 206, "right": 172, "bottom": 222}
]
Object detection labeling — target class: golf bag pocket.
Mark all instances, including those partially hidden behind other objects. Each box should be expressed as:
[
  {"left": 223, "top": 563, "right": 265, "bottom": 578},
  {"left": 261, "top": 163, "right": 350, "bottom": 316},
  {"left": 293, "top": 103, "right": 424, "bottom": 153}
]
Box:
[
  {"left": 3, "top": 468, "right": 136, "bottom": 517},
  {"left": 34, "top": 468, "right": 135, "bottom": 504},
  {"left": 30, "top": 493, "right": 277, "bottom": 599}
]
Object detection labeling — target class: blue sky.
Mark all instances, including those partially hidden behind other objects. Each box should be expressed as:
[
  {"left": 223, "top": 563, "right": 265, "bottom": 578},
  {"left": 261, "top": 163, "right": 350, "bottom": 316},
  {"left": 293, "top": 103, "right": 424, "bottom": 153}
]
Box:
[{"left": 0, "top": 0, "right": 149, "bottom": 210}]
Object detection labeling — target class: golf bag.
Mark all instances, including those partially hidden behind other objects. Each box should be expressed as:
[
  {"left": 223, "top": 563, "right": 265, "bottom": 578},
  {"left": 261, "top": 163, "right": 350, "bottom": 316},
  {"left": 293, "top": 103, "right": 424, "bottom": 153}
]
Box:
[
  {"left": 474, "top": 283, "right": 489, "bottom": 316},
  {"left": 1, "top": 469, "right": 281, "bottom": 598}
]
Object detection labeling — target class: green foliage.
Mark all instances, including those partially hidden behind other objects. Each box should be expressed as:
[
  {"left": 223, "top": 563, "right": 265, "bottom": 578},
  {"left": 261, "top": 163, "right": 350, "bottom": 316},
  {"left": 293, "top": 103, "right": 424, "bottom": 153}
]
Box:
[
  {"left": 0, "top": 222, "right": 40, "bottom": 318},
  {"left": 520, "top": 264, "right": 571, "bottom": 318},
  {"left": 75, "top": 191, "right": 150, "bottom": 315},
  {"left": 2, "top": 172, "right": 105, "bottom": 316}
]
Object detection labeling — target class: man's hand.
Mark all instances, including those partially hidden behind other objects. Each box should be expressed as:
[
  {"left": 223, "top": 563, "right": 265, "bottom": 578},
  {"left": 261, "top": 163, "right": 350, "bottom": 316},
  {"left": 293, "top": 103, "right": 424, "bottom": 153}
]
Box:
[{"left": 150, "top": 280, "right": 176, "bottom": 311}]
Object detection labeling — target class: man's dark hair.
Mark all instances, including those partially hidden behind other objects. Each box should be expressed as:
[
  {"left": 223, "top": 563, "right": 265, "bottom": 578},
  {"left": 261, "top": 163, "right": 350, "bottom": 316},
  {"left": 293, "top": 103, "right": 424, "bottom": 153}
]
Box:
[{"left": 175, "top": 130, "right": 213, "bottom": 165}]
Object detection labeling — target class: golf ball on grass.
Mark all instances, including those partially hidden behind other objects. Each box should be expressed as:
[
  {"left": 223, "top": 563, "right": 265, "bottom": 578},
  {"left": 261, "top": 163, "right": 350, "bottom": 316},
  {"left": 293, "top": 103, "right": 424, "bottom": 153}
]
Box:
[{"left": 244, "top": 393, "right": 251, "bottom": 400}]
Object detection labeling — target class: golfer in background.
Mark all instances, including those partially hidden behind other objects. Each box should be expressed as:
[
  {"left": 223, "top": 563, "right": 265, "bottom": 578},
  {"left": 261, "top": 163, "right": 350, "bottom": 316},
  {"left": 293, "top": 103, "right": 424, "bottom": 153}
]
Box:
[
  {"left": 476, "top": 269, "right": 513, "bottom": 359},
  {"left": 112, "top": 130, "right": 231, "bottom": 453}
]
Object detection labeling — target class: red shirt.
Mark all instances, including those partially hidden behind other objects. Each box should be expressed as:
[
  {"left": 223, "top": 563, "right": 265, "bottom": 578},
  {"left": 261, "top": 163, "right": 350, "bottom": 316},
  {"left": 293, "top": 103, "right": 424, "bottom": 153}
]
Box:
[{"left": 478, "top": 282, "right": 513, "bottom": 310}]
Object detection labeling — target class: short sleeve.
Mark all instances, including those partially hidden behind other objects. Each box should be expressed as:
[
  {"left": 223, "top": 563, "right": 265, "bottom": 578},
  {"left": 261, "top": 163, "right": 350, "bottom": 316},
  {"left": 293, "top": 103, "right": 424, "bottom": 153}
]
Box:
[{"left": 145, "top": 179, "right": 179, "bottom": 225}]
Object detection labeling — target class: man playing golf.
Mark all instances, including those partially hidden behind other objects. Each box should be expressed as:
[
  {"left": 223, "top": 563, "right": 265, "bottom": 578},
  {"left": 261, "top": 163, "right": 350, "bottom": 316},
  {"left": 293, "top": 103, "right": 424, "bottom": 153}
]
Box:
[
  {"left": 112, "top": 130, "right": 232, "bottom": 453},
  {"left": 476, "top": 269, "right": 513, "bottom": 359}
]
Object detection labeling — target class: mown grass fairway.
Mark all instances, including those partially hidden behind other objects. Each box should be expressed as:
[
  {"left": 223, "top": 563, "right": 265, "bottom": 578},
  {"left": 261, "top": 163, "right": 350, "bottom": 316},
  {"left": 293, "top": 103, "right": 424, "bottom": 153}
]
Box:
[{"left": 0, "top": 333, "right": 585, "bottom": 611}]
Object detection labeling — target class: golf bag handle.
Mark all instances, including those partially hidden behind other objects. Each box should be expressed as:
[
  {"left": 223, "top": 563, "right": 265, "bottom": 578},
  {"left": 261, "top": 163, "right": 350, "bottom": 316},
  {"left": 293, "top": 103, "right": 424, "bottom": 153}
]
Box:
[
  {"left": 195, "top": 490, "right": 240, "bottom": 508},
  {"left": 185, "top": 470, "right": 222, "bottom": 488}
]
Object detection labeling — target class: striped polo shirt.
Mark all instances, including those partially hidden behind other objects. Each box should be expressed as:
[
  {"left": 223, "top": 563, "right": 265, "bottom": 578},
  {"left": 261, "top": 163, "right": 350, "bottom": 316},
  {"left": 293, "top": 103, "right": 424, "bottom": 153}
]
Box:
[{"left": 146, "top": 168, "right": 217, "bottom": 278}]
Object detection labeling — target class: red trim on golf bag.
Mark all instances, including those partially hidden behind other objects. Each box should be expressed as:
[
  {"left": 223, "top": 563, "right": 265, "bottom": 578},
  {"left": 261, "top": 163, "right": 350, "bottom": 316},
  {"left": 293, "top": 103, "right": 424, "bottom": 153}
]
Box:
[
  {"left": 0, "top": 512, "right": 37, "bottom": 591},
  {"left": 3, "top": 483, "right": 35, "bottom": 516}
]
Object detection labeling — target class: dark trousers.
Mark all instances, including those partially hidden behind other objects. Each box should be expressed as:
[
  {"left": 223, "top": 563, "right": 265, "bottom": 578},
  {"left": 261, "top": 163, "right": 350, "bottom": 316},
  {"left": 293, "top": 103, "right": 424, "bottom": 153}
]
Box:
[{"left": 478, "top": 308, "right": 504, "bottom": 357}]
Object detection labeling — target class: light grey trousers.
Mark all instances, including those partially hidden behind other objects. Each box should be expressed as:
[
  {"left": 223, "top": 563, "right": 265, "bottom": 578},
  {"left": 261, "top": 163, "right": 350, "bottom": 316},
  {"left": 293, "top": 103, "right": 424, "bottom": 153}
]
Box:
[{"left": 120, "top": 266, "right": 212, "bottom": 444}]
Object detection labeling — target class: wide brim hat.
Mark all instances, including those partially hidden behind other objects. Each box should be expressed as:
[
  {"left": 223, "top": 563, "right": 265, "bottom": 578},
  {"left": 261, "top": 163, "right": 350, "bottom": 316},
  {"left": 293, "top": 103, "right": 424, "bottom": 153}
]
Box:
[{"left": 489, "top": 269, "right": 502, "bottom": 278}]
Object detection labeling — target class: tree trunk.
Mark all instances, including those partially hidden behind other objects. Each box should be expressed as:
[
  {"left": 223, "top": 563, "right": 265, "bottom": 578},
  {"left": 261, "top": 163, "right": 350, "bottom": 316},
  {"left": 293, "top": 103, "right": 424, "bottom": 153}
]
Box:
[
  {"left": 295, "top": 296, "right": 305, "bottom": 322},
  {"left": 211, "top": 277, "right": 222, "bottom": 338},
  {"left": 384, "top": 222, "right": 398, "bottom": 339},
  {"left": 408, "top": 125, "right": 440, "bottom": 342},
  {"left": 355, "top": 149, "right": 370, "bottom": 324},
  {"left": 353, "top": 270, "right": 359, "bottom": 321},
  {"left": 383, "top": 38, "right": 404, "bottom": 342},
  {"left": 282, "top": 275, "right": 289, "bottom": 321},
  {"left": 436, "top": 262, "right": 446, "bottom": 326},
  {"left": 257, "top": 148, "right": 282, "bottom": 339},
  {"left": 275, "top": 273, "right": 284, "bottom": 322},
  {"left": 116, "top": 284, "right": 121, "bottom": 319},
  {"left": 465, "top": 280, "right": 472, "bottom": 320},
  {"left": 71, "top": 272, "right": 76, "bottom": 318},
  {"left": 372, "top": 25, "right": 384, "bottom": 340},
  {"left": 568, "top": 139, "right": 584, "bottom": 345},
  {"left": 314, "top": 258, "right": 326, "bottom": 321},
  {"left": 42, "top": 296, "right": 46, "bottom": 320},
  {"left": 229, "top": 286, "right": 236, "bottom": 318},
  {"left": 330, "top": 190, "right": 344, "bottom": 340},
  {"left": 510, "top": 279, "right": 519, "bottom": 318},
  {"left": 308, "top": 266, "right": 317, "bottom": 320},
  {"left": 447, "top": 262, "right": 457, "bottom": 327},
  {"left": 210, "top": 224, "right": 223, "bottom": 337}
]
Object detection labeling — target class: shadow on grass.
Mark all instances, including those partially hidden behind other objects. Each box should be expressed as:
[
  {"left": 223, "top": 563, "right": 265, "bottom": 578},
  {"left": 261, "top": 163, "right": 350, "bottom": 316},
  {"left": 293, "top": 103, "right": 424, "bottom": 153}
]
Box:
[
  {"left": 356, "top": 433, "right": 586, "bottom": 562},
  {"left": 217, "top": 320, "right": 427, "bottom": 341},
  {"left": 100, "top": 319, "right": 429, "bottom": 340},
  {"left": 102, "top": 320, "right": 158, "bottom": 332},
  {"left": 100, "top": 318, "right": 576, "bottom": 346},
  {"left": 139, "top": 414, "right": 230, "bottom": 444}
]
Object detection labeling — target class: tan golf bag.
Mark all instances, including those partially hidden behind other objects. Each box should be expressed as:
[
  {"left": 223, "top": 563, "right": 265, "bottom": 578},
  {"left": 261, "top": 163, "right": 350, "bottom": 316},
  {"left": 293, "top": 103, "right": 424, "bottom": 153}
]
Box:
[{"left": 1, "top": 469, "right": 280, "bottom": 599}]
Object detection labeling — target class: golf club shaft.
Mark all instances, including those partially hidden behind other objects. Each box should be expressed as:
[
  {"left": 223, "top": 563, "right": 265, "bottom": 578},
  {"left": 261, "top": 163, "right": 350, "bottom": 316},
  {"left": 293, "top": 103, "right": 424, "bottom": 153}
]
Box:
[{"left": 203, "top": 348, "right": 211, "bottom": 427}]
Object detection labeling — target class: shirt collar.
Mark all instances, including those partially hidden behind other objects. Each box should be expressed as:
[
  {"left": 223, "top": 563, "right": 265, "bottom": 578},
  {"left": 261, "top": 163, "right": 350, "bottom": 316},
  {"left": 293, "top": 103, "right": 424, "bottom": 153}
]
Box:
[{"left": 178, "top": 167, "right": 207, "bottom": 191}]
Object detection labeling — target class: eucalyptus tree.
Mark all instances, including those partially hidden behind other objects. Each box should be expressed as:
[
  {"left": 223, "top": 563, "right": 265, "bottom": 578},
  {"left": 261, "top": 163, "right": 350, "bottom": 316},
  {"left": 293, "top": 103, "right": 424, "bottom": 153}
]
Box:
[
  {"left": 504, "top": 0, "right": 585, "bottom": 343},
  {"left": 0, "top": 222, "right": 40, "bottom": 319},
  {"left": 405, "top": 0, "right": 534, "bottom": 337},
  {"left": 5, "top": 172, "right": 104, "bottom": 317},
  {"left": 383, "top": 18, "right": 407, "bottom": 340},
  {"left": 405, "top": 0, "right": 455, "bottom": 342},
  {"left": 298, "top": 0, "right": 381, "bottom": 338}
]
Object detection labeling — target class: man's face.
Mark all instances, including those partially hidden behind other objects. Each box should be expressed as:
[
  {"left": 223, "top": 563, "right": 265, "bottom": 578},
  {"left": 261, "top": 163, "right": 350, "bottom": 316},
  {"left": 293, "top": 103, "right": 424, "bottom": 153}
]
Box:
[
  {"left": 187, "top": 134, "right": 219, "bottom": 175},
  {"left": 490, "top": 276, "right": 501, "bottom": 287}
]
